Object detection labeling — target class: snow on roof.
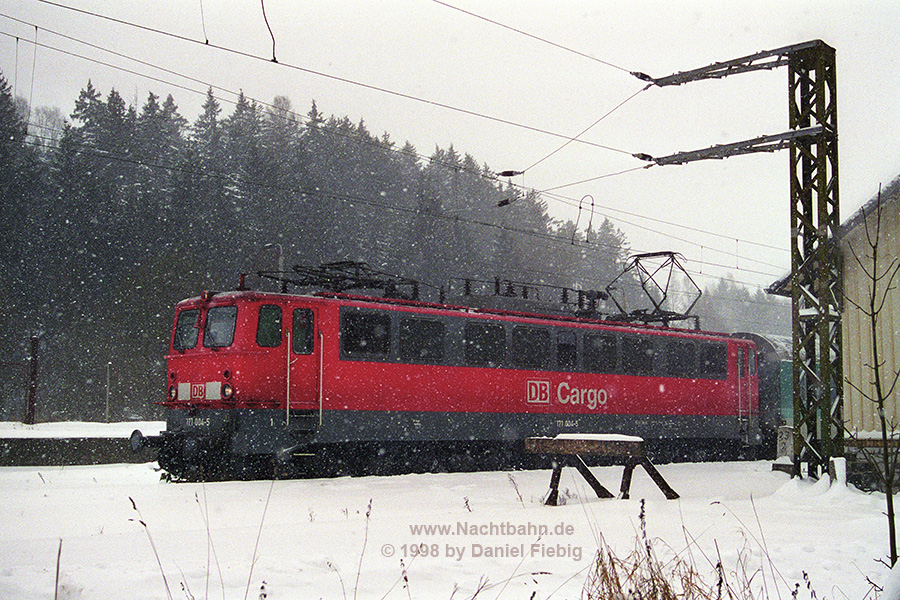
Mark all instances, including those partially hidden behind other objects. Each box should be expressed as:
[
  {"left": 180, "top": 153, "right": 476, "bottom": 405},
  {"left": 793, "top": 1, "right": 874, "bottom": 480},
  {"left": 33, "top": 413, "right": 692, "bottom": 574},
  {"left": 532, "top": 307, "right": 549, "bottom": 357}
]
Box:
[{"left": 841, "top": 173, "right": 900, "bottom": 238}]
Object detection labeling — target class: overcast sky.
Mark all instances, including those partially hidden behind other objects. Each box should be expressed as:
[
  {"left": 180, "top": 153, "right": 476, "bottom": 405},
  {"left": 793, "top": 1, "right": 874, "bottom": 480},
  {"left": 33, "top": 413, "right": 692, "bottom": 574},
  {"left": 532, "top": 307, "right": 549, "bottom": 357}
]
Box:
[{"left": 3, "top": 0, "right": 899, "bottom": 290}]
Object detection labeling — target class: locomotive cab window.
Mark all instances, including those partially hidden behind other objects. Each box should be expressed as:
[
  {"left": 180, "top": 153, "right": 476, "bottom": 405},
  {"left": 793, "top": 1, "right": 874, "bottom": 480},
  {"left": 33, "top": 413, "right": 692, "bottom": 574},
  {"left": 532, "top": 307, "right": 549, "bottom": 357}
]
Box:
[
  {"left": 698, "top": 342, "right": 728, "bottom": 380},
  {"left": 293, "top": 309, "right": 314, "bottom": 354},
  {"left": 256, "top": 305, "right": 282, "bottom": 347},
  {"left": 341, "top": 311, "right": 391, "bottom": 357},
  {"left": 400, "top": 317, "right": 445, "bottom": 363},
  {"left": 203, "top": 305, "right": 237, "bottom": 348},
  {"left": 173, "top": 309, "right": 199, "bottom": 351},
  {"left": 511, "top": 326, "right": 551, "bottom": 369},
  {"left": 465, "top": 322, "right": 505, "bottom": 367}
]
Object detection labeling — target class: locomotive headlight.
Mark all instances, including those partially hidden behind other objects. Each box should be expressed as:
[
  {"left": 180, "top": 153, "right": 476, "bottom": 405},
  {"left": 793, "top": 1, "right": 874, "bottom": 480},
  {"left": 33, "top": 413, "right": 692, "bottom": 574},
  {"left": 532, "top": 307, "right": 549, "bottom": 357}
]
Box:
[
  {"left": 168, "top": 385, "right": 177, "bottom": 400},
  {"left": 221, "top": 382, "right": 234, "bottom": 400}
]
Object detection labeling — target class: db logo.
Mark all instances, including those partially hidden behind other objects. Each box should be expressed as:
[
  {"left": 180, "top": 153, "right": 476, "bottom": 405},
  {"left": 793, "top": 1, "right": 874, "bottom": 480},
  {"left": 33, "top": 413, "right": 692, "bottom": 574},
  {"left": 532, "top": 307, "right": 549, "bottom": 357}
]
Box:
[
  {"left": 527, "top": 380, "right": 551, "bottom": 404},
  {"left": 190, "top": 383, "right": 205, "bottom": 400}
]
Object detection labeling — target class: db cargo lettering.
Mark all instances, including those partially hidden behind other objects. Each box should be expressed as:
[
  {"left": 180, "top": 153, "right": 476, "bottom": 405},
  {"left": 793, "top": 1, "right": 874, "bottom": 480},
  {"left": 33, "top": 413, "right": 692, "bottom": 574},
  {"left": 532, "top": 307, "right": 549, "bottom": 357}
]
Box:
[
  {"left": 527, "top": 380, "right": 551, "bottom": 404},
  {"left": 557, "top": 382, "right": 608, "bottom": 409}
]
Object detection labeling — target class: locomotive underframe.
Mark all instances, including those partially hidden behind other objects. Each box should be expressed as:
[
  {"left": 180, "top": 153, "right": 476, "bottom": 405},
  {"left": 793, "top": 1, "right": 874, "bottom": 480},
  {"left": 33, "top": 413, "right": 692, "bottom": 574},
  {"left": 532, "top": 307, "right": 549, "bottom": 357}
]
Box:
[{"left": 155, "top": 406, "right": 761, "bottom": 479}]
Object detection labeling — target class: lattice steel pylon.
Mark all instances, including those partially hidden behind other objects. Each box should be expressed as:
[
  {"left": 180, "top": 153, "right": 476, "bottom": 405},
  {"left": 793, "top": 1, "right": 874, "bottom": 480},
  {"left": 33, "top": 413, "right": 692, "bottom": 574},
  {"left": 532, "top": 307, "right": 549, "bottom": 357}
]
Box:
[
  {"left": 634, "top": 40, "right": 842, "bottom": 477},
  {"left": 787, "top": 42, "right": 842, "bottom": 477}
]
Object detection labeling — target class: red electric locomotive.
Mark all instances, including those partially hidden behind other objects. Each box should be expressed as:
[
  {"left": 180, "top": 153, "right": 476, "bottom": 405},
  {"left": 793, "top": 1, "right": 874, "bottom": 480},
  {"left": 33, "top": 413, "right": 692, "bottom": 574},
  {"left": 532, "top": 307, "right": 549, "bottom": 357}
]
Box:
[{"left": 133, "top": 262, "right": 760, "bottom": 479}]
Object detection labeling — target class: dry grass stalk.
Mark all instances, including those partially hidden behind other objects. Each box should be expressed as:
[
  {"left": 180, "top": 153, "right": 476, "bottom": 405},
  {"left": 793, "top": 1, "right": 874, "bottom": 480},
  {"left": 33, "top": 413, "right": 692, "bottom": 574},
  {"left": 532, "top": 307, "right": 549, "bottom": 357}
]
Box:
[{"left": 582, "top": 501, "right": 765, "bottom": 600}]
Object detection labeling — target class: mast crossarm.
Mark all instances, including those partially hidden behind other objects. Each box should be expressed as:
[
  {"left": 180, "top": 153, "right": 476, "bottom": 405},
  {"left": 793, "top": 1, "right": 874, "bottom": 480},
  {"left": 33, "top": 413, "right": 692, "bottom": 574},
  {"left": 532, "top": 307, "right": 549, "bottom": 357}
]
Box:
[{"left": 633, "top": 40, "right": 824, "bottom": 87}]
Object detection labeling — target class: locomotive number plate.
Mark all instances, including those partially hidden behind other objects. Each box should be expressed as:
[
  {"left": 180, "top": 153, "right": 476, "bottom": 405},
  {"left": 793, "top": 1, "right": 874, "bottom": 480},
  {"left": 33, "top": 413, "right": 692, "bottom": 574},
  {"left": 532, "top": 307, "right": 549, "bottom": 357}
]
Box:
[{"left": 185, "top": 417, "right": 211, "bottom": 428}]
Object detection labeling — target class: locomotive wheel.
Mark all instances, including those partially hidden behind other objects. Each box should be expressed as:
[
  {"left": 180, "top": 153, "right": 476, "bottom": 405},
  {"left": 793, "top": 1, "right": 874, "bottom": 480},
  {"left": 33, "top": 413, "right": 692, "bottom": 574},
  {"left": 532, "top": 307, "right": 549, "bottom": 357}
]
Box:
[
  {"left": 228, "top": 454, "right": 275, "bottom": 480},
  {"left": 157, "top": 444, "right": 191, "bottom": 482}
]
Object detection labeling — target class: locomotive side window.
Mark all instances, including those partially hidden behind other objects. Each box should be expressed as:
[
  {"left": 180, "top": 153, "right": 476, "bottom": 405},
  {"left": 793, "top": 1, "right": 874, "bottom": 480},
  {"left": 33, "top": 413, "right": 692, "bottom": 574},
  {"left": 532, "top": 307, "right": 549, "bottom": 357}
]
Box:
[
  {"left": 203, "top": 306, "right": 237, "bottom": 348},
  {"left": 341, "top": 311, "right": 391, "bottom": 357},
  {"left": 173, "top": 309, "right": 200, "bottom": 350},
  {"left": 557, "top": 330, "right": 578, "bottom": 371},
  {"left": 399, "top": 317, "right": 445, "bottom": 363},
  {"left": 622, "top": 335, "right": 654, "bottom": 375},
  {"left": 293, "top": 309, "right": 314, "bottom": 354},
  {"left": 256, "top": 305, "right": 282, "bottom": 347},
  {"left": 464, "top": 322, "right": 505, "bottom": 367},
  {"left": 698, "top": 342, "right": 728, "bottom": 380},
  {"left": 666, "top": 339, "right": 696, "bottom": 378},
  {"left": 511, "top": 326, "right": 551, "bottom": 369},
  {"left": 585, "top": 332, "right": 617, "bottom": 373}
]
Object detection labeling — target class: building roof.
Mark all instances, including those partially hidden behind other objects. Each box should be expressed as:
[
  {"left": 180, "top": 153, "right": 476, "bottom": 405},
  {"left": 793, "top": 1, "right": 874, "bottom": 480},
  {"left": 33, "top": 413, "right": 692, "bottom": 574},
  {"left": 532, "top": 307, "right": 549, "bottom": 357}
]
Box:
[
  {"left": 840, "top": 174, "right": 900, "bottom": 237},
  {"left": 766, "top": 173, "right": 900, "bottom": 296}
]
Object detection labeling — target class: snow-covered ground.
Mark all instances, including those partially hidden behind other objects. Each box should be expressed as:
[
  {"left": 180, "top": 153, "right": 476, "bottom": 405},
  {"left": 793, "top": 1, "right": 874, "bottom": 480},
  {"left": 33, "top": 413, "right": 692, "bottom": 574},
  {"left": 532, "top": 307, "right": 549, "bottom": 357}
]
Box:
[
  {"left": 0, "top": 459, "right": 892, "bottom": 599},
  {"left": 0, "top": 421, "right": 165, "bottom": 439}
]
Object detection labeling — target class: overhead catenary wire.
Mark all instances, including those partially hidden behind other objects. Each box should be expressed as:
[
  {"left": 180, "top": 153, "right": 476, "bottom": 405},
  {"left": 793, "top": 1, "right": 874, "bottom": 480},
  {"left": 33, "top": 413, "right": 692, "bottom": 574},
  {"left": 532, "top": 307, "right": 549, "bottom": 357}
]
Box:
[
  {"left": 198, "top": 0, "right": 209, "bottom": 45},
  {"left": 27, "top": 24, "right": 37, "bottom": 122},
  {"left": 21, "top": 129, "right": 786, "bottom": 286},
  {"left": 523, "top": 84, "right": 652, "bottom": 173},
  {"left": 1, "top": 14, "right": 649, "bottom": 205},
  {"left": 4, "top": 7, "right": 789, "bottom": 280},
  {"left": 0, "top": 11, "right": 530, "bottom": 183},
  {"left": 12, "top": 32, "right": 17, "bottom": 93},
  {"left": 259, "top": 0, "right": 276, "bottom": 63},
  {"left": 421, "top": 10, "right": 766, "bottom": 273},
  {"left": 431, "top": 0, "right": 635, "bottom": 76},
  {"left": 28, "top": 0, "right": 634, "bottom": 157},
  {"left": 3, "top": 45, "right": 785, "bottom": 283},
  {"left": 429, "top": 2, "right": 654, "bottom": 174},
  {"left": 25, "top": 128, "right": 785, "bottom": 298},
  {"left": 539, "top": 183, "right": 788, "bottom": 257},
  {"left": 0, "top": 20, "right": 597, "bottom": 197},
  {"left": 6, "top": 42, "right": 784, "bottom": 279},
  {"left": 4, "top": 8, "right": 781, "bottom": 263},
  {"left": 0, "top": 23, "right": 494, "bottom": 182},
  {"left": 0, "top": 19, "right": 788, "bottom": 269}
]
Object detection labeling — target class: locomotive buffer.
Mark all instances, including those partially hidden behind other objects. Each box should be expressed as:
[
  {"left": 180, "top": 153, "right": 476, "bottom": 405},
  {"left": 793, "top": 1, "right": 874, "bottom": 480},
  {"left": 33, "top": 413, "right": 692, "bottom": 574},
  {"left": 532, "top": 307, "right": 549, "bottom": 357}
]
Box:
[{"left": 525, "top": 434, "right": 679, "bottom": 505}]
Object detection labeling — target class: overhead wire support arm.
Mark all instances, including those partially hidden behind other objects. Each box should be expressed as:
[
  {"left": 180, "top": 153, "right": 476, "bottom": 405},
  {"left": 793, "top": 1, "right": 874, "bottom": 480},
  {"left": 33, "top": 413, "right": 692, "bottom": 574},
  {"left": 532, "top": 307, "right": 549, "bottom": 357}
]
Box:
[
  {"left": 632, "top": 40, "right": 823, "bottom": 87},
  {"left": 635, "top": 126, "right": 823, "bottom": 166}
]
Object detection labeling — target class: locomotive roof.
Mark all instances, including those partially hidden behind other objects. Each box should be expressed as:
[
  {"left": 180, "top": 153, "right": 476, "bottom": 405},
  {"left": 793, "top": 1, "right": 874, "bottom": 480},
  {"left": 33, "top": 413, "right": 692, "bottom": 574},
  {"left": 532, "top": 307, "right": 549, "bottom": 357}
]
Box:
[{"left": 177, "top": 288, "right": 744, "bottom": 343}]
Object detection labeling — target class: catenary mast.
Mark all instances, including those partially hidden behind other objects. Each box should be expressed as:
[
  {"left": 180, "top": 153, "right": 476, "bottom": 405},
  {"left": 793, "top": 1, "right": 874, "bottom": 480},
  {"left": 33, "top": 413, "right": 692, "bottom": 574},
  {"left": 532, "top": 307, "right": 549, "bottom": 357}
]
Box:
[{"left": 634, "top": 40, "right": 842, "bottom": 477}]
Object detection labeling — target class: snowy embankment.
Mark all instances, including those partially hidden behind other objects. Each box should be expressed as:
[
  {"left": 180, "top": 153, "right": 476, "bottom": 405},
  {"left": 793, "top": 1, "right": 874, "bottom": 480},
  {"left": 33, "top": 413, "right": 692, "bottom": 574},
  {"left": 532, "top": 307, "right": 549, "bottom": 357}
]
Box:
[
  {"left": 0, "top": 460, "right": 892, "bottom": 599},
  {"left": 0, "top": 421, "right": 165, "bottom": 439}
]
